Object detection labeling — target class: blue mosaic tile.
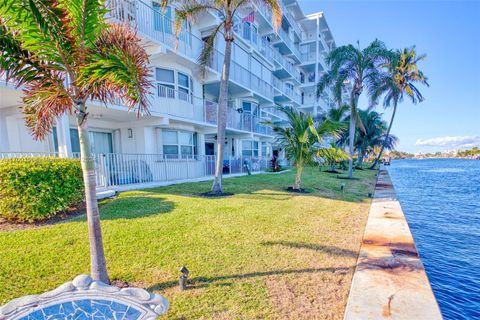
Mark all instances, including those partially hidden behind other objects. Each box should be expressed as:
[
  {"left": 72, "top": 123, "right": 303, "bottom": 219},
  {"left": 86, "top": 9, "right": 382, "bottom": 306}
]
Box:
[{"left": 20, "top": 299, "right": 143, "bottom": 320}]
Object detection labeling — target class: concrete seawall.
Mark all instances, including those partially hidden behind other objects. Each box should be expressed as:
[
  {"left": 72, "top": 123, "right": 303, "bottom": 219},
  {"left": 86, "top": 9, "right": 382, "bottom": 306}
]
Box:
[{"left": 344, "top": 167, "right": 442, "bottom": 319}]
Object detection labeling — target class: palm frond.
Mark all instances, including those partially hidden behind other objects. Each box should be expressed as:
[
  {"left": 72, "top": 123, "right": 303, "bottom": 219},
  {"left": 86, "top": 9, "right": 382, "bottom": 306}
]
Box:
[
  {"left": 22, "top": 75, "right": 73, "bottom": 139},
  {"left": 58, "top": 0, "right": 107, "bottom": 52},
  {"left": 79, "top": 23, "right": 152, "bottom": 114},
  {"left": 198, "top": 23, "right": 223, "bottom": 78}
]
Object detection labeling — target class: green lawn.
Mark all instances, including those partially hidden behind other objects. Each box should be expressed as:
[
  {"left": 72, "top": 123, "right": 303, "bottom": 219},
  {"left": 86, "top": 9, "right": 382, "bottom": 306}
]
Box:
[{"left": 0, "top": 167, "right": 377, "bottom": 319}]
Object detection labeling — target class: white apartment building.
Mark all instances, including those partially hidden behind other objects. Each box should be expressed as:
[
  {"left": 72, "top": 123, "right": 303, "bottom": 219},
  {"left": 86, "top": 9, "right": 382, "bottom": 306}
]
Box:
[{"left": 0, "top": 0, "right": 348, "bottom": 188}]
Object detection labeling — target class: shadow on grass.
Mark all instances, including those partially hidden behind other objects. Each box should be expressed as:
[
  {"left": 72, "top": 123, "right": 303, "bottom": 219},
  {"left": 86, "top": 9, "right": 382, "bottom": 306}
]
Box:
[
  {"left": 261, "top": 241, "right": 358, "bottom": 258},
  {"left": 147, "top": 266, "right": 353, "bottom": 291},
  {"left": 99, "top": 196, "right": 175, "bottom": 220}
]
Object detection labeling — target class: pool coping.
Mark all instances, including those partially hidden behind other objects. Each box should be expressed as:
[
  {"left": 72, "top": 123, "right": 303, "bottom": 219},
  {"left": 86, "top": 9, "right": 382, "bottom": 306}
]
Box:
[{"left": 344, "top": 166, "right": 442, "bottom": 319}]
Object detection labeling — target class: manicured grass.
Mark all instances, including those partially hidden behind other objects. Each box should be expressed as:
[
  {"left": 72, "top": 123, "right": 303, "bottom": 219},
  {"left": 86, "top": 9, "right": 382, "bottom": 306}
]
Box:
[{"left": 0, "top": 167, "right": 377, "bottom": 319}]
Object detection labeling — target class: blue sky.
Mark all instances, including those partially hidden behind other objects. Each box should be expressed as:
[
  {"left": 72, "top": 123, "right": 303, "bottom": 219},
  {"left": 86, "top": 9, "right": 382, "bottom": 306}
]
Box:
[{"left": 298, "top": 0, "right": 480, "bottom": 153}]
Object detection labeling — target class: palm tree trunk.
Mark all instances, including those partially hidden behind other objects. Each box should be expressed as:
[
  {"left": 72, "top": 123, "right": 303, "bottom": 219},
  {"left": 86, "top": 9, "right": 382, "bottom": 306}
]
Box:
[
  {"left": 76, "top": 107, "right": 109, "bottom": 284},
  {"left": 371, "top": 101, "right": 397, "bottom": 169},
  {"left": 212, "top": 38, "right": 233, "bottom": 194},
  {"left": 357, "top": 149, "right": 364, "bottom": 167},
  {"left": 348, "top": 103, "right": 357, "bottom": 178},
  {"left": 294, "top": 162, "right": 303, "bottom": 190}
]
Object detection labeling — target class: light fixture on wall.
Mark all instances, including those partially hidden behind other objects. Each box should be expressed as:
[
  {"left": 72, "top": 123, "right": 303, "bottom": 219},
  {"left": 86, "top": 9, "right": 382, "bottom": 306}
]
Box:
[
  {"left": 127, "top": 128, "right": 133, "bottom": 138},
  {"left": 213, "top": 135, "right": 228, "bottom": 144}
]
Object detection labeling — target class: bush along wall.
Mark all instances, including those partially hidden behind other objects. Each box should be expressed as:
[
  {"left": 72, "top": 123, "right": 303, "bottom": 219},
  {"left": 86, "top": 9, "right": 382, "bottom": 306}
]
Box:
[{"left": 0, "top": 157, "right": 84, "bottom": 222}]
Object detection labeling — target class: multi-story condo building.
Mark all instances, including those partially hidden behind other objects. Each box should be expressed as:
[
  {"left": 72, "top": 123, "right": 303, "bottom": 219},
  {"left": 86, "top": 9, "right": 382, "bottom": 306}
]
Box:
[{"left": 0, "top": 0, "right": 348, "bottom": 189}]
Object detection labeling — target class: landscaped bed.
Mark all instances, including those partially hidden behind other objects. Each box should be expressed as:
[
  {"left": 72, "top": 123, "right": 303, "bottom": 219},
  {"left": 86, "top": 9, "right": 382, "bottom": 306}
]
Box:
[{"left": 0, "top": 167, "right": 377, "bottom": 319}]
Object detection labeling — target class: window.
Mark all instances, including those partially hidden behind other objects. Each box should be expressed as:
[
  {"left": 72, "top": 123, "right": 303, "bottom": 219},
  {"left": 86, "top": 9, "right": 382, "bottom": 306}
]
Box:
[
  {"left": 178, "top": 20, "right": 191, "bottom": 45},
  {"left": 252, "top": 24, "right": 258, "bottom": 45},
  {"left": 69, "top": 129, "right": 113, "bottom": 154},
  {"left": 153, "top": 3, "right": 172, "bottom": 34},
  {"left": 70, "top": 128, "right": 80, "bottom": 153},
  {"left": 177, "top": 72, "right": 191, "bottom": 102},
  {"left": 262, "top": 144, "right": 268, "bottom": 157},
  {"left": 52, "top": 127, "right": 59, "bottom": 152},
  {"left": 242, "top": 101, "right": 258, "bottom": 115},
  {"left": 163, "top": 130, "right": 196, "bottom": 158},
  {"left": 156, "top": 68, "right": 175, "bottom": 98},
  {"left": 243, "top": 22, "right": 251, "bottom": 41},
  {"left": 242, "top": 140, "right": 259, "bottom": 157}
]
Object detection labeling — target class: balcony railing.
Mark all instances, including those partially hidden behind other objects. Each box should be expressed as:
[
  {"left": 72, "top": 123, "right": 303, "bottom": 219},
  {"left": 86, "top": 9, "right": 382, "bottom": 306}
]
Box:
[
  {"left": 278, "top": 28, "right": 301, "bottom": 59},
  {"left": 204, "top": 100, "right": 273, "bottom": 136},
  {"left": 272, "top": 49, "right": 301, "bottom": 82},
  {"left": 108, "top": 0, "right": 274, "bottom": 101}
]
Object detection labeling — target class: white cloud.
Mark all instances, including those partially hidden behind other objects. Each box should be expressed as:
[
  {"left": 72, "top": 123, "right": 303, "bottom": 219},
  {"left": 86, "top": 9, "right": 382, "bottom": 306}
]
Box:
[{"left": 415, "top": 136, "right": 480, "bottom": 149}]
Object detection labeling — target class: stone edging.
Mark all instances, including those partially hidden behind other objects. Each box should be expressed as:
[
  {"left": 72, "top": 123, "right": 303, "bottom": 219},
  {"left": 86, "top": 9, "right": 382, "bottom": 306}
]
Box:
[{"left": 344, "top": 167, "right": 442, "bottom": 319}]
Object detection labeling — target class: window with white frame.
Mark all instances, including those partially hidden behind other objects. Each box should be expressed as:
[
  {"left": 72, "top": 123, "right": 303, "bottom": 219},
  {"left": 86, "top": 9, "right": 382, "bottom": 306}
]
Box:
[
  {"left": 177, "top": 72, "right": 192, "bottom": 102},
  {"left": 156, "top": 68, "right": 193, "bottom": 103},
  {"left": 262, "top": 143, "right": 269, "bottom": 157},
  {"left": 242, "top": 140, "right": 259, "bottom": 157},
  {"left": 156, "top": 68, "right": 175, "bottom": 98},
  {"left": 242, "top": 101, "right": 258, "bottom": 115},
  {"left": 163, "top": 130, "right": 196, "bottom": 158}
]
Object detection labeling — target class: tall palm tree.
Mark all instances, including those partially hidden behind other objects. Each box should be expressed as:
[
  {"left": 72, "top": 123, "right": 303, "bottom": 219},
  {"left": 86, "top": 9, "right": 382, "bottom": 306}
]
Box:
[
  {"left": 265, "top": 107, "right": 341, "bottom": 190},
  {"left": 172, "top": 0, "right": 281, "bottom": 194},
  {"left": 370, "top": 47, "right": 429, "bottom": 168},
  {"left": 354, "top": 109, "right": 398, "bottom": 167},
  {"left": 0, "top": 0, "right": 152, "bottom": 283},
  {"left": 317, "top": 40, "right": 391, "bottom": 178}
]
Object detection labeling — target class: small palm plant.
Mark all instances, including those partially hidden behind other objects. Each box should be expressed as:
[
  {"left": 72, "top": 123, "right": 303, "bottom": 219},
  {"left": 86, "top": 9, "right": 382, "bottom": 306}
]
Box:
[
  {"left": 265, "top": 107, "right": 342, "bottom": 191},
  {"left": 317, "top": 143, "right": 349, "bottom": 173},
  {"left": 0, "top": 0, "right": 152, "bottom": 283},
  {"left": 355, "top": 109, "right": 398, "bottom": 167},
  {"left": 317, "top": 40, "right": 392, "bottom": 178},
  {"left": 370, "top": 47, "right": 429, "bottom": 168},
  {"left": 172, "top": 0, "right": 282, "bottom": 194}
]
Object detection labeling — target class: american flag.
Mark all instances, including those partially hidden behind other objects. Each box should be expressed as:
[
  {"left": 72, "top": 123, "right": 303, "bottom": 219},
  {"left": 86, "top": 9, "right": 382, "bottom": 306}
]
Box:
[{"left": 242, "top": 11, "right": 255, "bottom": 23}]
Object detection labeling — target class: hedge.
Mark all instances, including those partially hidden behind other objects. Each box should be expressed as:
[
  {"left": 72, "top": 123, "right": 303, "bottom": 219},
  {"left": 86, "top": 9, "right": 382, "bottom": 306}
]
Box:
[{"left": 0, "top": 157, "right": 84, "bottom": 222}]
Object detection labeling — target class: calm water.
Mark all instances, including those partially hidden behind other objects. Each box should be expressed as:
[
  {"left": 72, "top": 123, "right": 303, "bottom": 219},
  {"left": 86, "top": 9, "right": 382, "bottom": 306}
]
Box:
[{"left": 387, "top": 159, "right": 480, "bottom": 320}]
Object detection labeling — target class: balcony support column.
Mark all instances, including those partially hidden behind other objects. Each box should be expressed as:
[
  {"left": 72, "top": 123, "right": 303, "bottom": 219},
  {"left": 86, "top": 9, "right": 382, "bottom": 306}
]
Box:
[
  {"left": 314, "top": 15, "right": 321, "bottom": 116},
  {"left": 55, "top": 113, "right": 72, "bottom": 157},
  {"left": 0, "top": 109, "right": 9, "bottom": 152}
]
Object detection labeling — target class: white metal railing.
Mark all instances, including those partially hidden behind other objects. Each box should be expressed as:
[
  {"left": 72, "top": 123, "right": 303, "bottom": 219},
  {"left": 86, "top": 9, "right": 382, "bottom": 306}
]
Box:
[
  {"left": 1, "top": 152, "right": 272, "bottom": 188},
  {"left": 300, "top": 51, "right": 316, "bottom": 63},
  {"left": 0, "top": 152, "right": 62, "bottom": 158},
  {"left": 278, "top": 28, "right": 301, "bottom": 59},
  {"left": 109, "top": 0, "right": 274, "bottom": 102},
  {"left": 272, "top": 48, "right": 301, "bottom": 82},
  {"left": 279, "top": 1, "right": 303, "bottom": 39},
  {"left": 204, "top": 100, "right": 273, "bottom": 135}
]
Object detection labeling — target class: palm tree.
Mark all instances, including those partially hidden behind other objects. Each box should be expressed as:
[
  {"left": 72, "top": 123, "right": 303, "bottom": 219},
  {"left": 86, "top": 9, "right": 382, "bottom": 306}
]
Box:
[
  {"left": 172, "top": 0, "right": 281, "bottom": 194},
  {"left": 317, "top": 142, "right": 349, "bottom": 173},
  {"left": 354, "top": 109, "right": 398, "bottom": 167},
  {"left": 265, "top": 107, "right": 341, "bottom": 190},
  {"left": 0, "top": 0, "right": 152, "bottom": 283},
  {"left": 370, "top": 47, "right": 429, "bottom": 168},
  {"left": 317, "top": 40, "right": 391, "bottom": 178}
]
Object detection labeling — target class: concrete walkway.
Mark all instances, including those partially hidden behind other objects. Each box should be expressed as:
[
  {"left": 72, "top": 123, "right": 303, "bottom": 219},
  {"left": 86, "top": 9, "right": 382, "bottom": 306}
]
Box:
[
  {"left": 96, "top": 169, "right": 290, "bottom": 199},
  {"left": 344, "top": 167, "right": 442, "bottom": 320}
]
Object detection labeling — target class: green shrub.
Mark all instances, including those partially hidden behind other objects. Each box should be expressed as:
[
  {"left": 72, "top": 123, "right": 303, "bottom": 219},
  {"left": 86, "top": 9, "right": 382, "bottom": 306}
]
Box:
[{"left": 0, "top": 157, "right": 84, "bottom": 222}]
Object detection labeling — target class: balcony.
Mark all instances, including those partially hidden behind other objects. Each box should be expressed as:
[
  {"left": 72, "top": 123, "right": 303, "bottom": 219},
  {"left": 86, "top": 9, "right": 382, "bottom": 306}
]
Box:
[
  {"left": 109, "top": 0, "right": 274, "bottom": 102},
  {"left": 273, "top": 76, "right": 301, "bottom": 105},
  {"left": 277, "top": 28, "right": 302, "bottom": 60},
  {"left": 204, "top": 100, "right": 273, "bottom": 136},
  {"left": 272, "top": 48, "right": 301, "bottom": 82}
]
